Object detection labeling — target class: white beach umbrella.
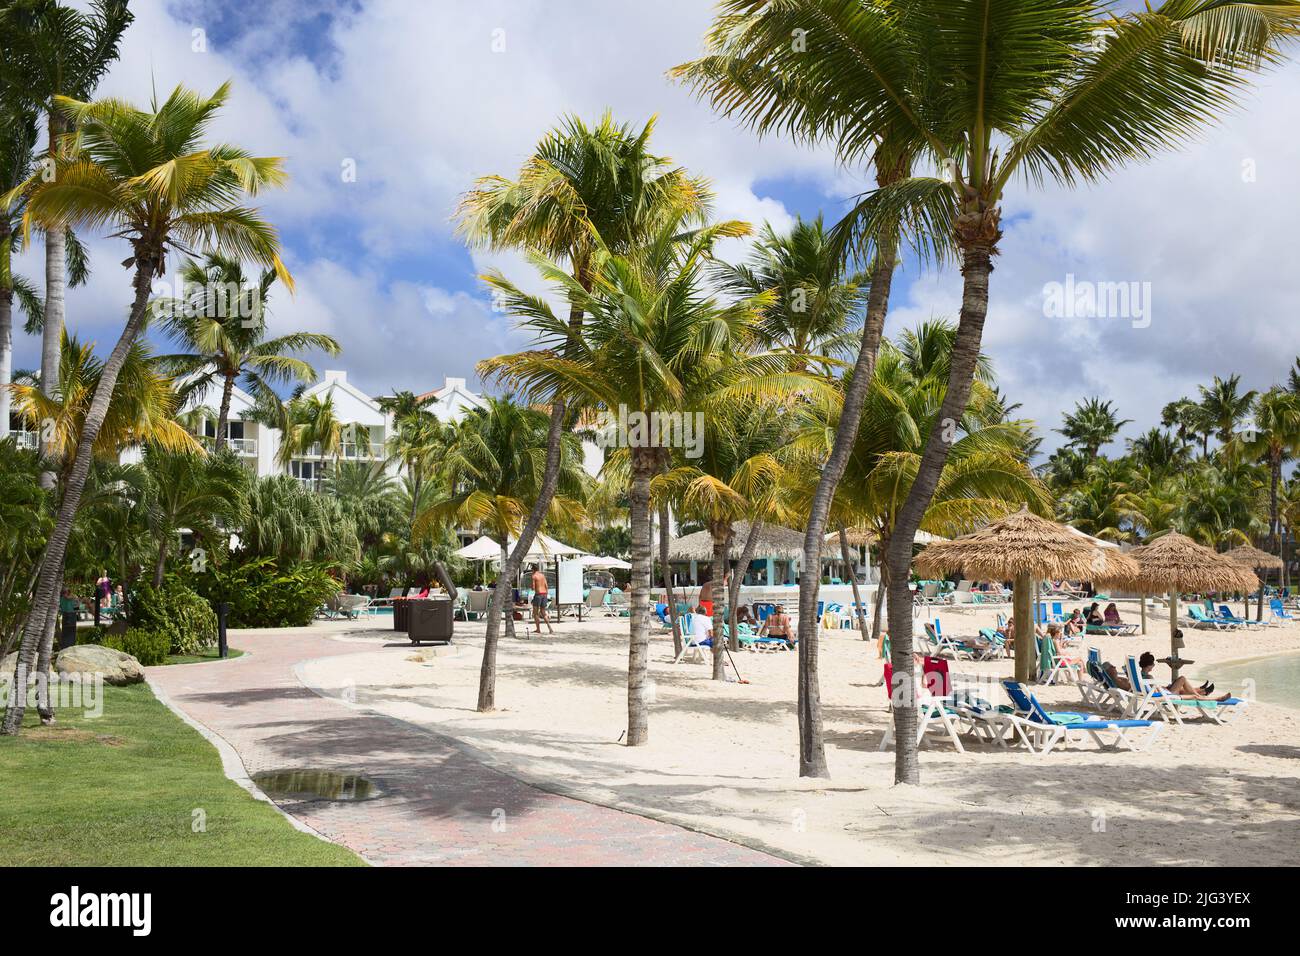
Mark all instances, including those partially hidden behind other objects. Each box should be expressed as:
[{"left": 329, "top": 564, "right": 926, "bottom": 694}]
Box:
[
  {"left": 579, "top": 555, "right": 632, "bottom": 570},
  {"left": 455, "top": 534, "right": 588, "bottom": 562}
]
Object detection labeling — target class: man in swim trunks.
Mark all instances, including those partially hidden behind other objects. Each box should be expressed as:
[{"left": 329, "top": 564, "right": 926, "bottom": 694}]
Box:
[{"left": 530, "top": 565, "right": 553, "bottom": 636}]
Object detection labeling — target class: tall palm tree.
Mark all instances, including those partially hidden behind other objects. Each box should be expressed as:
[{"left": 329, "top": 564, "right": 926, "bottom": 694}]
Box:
[
  {"left": 0, "top": 0, "right": 132, "bottom": 483},
  {"left": 378, "top": 390, "right": 451, "bottom": 536},
  {"left": 456, "top": 112, "right": 709, "bottom": 711},
  {"left": 1127, "top": 427, "right": 1189, "bottom": 476},
  {"left": 140, "top": 446, "right": 247, "bottom": 586},
  {"left": 0, "top": 102, "right": 44, "bottom": 439},
  {"left": 296, "top": 394, "right": 343, "bottom": 490},
  {"left": 154, "top": 251, "right": 339, "bottom": 451},
  {"left": 674, "top": 4, "right": 920, "bottom": 778},
  {"left": 683, "top": 0, "right": 1299, "bottom": 783},
  {"left": 1242, "top": 388, "right": 1300, "bottom": 604},
  {"left": 1199, "top": 373, "right": 1258, "bottom": 447},
  {"left": 481, "top": 210, "right": 811, "bottom": 744},
  {"left": 1161, "top": 397, "right": 1211, "bottom": 455},
  {"left": 1057, "top": 397, "right": 1132, "bottom": 458},
  {"left": 2, "top": 82, "right": 291, "bottom": 737}
]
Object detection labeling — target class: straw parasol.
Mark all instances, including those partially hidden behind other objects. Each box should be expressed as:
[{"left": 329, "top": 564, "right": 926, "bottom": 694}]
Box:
[
  {"left": 666, "top": 521, "right": 805, "bottom": 562},
  {"left": 915, "top": 506, "right": 1100, "bottom": 681},
  {"left": 1126, "top": 532, "right": 1260, "bottom": 680},
  {"left": 1225, "top": 544, "right": 1283, "bottom": 620}
]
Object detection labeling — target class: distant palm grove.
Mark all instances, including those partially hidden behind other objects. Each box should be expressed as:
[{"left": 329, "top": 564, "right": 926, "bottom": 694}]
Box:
[{"left": 2, "top": 0, "right": 1299, "bottom": 789}]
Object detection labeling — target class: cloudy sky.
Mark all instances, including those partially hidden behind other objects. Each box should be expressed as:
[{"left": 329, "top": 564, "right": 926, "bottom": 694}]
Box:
[{"left": 11, "top": 0, "right": 1300, "bottom": 460}]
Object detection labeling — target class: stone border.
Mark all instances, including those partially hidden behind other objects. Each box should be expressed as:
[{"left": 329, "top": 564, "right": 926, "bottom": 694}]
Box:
[{"left": 144, "top": 675, "right": 376, "bottom": 866}]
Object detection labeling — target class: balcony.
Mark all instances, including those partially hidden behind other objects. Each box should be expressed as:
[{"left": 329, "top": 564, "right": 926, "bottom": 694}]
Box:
[
  {"left": 227, "top": 437, "right": 258, "bottom": 457},
  {"left": 9, "top": 431, "right": 39, "bottom": 451},
  {"left": 299, "top": 442, "right": 386, "bottom": 461}
]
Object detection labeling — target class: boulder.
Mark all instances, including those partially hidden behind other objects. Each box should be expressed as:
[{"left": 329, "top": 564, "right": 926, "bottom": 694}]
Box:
[
  {"left": 54, "top": 644, "right": 145, "bottom": 686},
  {"left": 0, "top": 652, "right": 51, "bottom": 680}
]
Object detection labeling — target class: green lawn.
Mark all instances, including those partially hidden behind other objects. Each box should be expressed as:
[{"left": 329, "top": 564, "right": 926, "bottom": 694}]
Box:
[
  {"left": 0, "top": 683, "right": 365, "bottom": 866},
  {"left": 164, "top": 646, "right": 245, "bottom": 665}
]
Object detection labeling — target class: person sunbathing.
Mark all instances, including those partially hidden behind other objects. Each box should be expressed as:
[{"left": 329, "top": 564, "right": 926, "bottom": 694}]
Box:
[
  {"left": 1102, "top": 602, "right": 1131, "bottom": 630},
  {"left": 1063, "top": 608, "right": 1086, "bottom": 637},
  {"left": 1110, "top": 650, "right": 1233, "bottom": 701},
  {"left": 759, "top": 605, "right": 795, "bottom": 646}
]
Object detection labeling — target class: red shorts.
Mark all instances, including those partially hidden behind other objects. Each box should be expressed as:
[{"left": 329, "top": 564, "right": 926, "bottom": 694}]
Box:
[{"left": 699, "top": 601, "right": 714, "bottom": 616}]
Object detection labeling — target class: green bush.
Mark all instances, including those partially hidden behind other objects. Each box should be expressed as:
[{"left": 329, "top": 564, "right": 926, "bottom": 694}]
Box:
[
  {"left": 103, "top": 628, "right": 170, "bottom": 666},
  {"left": 126, "top": 581, "right": 217, "bottom": 655},
  {"left": 186, "top": 558, "right": 340, "bottom": 628}
]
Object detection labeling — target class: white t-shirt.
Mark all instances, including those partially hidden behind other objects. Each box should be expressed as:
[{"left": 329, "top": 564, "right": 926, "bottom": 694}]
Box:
[{"left": 689, "top": 613, "right": 713, "bottom": 643}]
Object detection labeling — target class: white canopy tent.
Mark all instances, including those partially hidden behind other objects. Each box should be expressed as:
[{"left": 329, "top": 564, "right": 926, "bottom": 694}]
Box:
[{"left": 577, "top": 555, "right": 632, "bottom": 570}]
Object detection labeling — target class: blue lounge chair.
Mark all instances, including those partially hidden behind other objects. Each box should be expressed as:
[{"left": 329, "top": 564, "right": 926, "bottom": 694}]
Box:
[
  {"left": 1218, "top": 605, "right": 1264, "bottom": 628},
  {"left": 1001, "top": 680, "right": 1164, "bottom": 753},
  {"left": 1186, "top": 604, "right": 1234, "bottom": 630},
  {"left": 1269, "top": 598, "right": 1295, "bottom": 624}
]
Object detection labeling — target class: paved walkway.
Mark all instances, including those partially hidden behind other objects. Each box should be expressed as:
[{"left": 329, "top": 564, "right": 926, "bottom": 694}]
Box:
[{"left": 147, "top": 630, "right": 787, "bottom": 866}]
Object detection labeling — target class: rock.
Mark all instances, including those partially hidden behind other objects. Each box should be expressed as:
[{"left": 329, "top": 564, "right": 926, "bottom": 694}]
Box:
[
  {"left": 0, "top": 652, "right": 51, "bottom": 680},
  {"left": 54, "top": 644, "right": 145, "bottom": 686}
]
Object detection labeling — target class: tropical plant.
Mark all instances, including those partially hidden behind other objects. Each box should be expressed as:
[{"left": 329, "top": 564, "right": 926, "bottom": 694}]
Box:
[
  {"left": 154, "top": 250, "right": 339, "bottom": 450},
  {"left": 1057, "top": 397, "right": 1132, "bottom": 458},
  {"left": 237, "top": 475, "right": 359, "bottom": 566},
  {"left": 0, "top": 101, "right": 45, "bottom": 440},
  {"left": 1198, "top": 373, "right": 1258, "bottom": 447},
  {"left": 680, "top": 0, "right": 1300, "bottom": 783},
  {"left": 139, "top": 445, "right": 247, "bottom": 586},
  {"left": 378, "top": 391, "right": 451, "bottom": 535},
  {"left": 1240, "top": 388, "right": 1300, "bottom": 559},
  {"left": 2, "top": 81, "right": 291, "bottom": 736}
]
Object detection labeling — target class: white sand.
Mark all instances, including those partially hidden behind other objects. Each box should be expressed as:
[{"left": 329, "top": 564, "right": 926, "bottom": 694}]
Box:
[{"left": 299, "top": 603, "right": 1300, "bottom": 866}]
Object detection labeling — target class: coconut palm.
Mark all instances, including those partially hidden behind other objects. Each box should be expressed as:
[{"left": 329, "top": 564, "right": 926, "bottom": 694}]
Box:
[
  {"left": 1241, "top": 388, "right": 1300, "bottom": 564},
  {"left": 480, "top": 209, "right": 814, "bottom": 744},
  {"left": 681, "top": 0, "right": 1300, "bottom": 782},
  {"left": 378, "top": 391, "right": 452, "bottom": 535},
  {"left": 0, "top": 0, "right": 132, "bottom": 474},
  {"left": 0, "top": 102, "right": 45, "bottom": 440},
  {"left": 140, "top": 446, "right": 247, "bottom": 586},
  {"left": 2, "top": 82, "right": 291, "bottom": 737},
  {"left": 1057, "top": 398, "right": 1132, "bottom": 458},
  {"left": 456, "top": 112, "right": 709, "bottom": 710},
  {"left": 1199, "top": 373, "right": 1258, "bottom": 447},
  {"left": 1162, "top": 397, "right": 1212, "bottom": 455},
  {"left": 1127, "top": 427, "right": 1189, "bottom": 475},
  {"left": 296, "top": 394, "right": 344, "bottom": 489},
  {"left": 654, "top": 402, "right": 788, "bottom": 679},
  {"left": 154, "top": 251, "right": 339, "bottom": 450},
  {"left": 413, "top": 396, "right": 588, "bottom": 644}
]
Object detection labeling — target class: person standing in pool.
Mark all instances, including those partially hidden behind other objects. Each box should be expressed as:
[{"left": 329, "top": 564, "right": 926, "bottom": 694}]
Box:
[{"left": 530, "top": 564, "right": 553, "bottom": 636}]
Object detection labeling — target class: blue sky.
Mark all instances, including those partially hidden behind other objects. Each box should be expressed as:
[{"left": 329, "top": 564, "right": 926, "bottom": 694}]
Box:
[{"left": 12, "top": 0, "right": 1300, "bottom": 459}]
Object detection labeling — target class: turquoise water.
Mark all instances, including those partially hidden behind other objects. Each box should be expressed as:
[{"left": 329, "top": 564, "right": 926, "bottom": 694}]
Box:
[{"left": 1210, "top": 652, "right": 1300, "bottom": 710}]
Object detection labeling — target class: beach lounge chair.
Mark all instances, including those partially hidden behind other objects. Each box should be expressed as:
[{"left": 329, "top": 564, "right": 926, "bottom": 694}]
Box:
[
  {"left": 1079, "top": 648, "right": 1118, "bottom": 710},
  {"left": 1037, "top": 634, "right": 1081, "bottom": 685},
  {"left": 1269, "top": 598, "right": 1295, "bottom": 624},
  {"left": 1123, "top": 656, "right": 1247, "bottom": 725},
  {"left": 370, "top": 587, "right": 404, "bottom": 609},
  {"left": 878, "top": 661, "right": 969, "bottom": 753},
  {"left": 584, "top": 586, "right": 610, "bottom": 618},
  {"left": 1186, "top": 605, "right": 1234, "bottom": 630},
  {"left": 1217, "top": 605, "right": 1264, "bottom": 628},
  {"left": 608, "top": 590, "right": 630, "bottom": 616},
  {"left": 673, "top": 613, "right": 713, "bottom": 664},
  {"left": 1001, "top": 680, "right": 1164, "bottom": 754},
  {"left": 465, "top": 589, "right": 491, "bottom": 620}
]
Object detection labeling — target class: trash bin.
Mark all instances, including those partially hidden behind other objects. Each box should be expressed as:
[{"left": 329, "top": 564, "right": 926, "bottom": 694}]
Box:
[
  {"left": 408, "top": 598, "right": 453, "bottom": 644},
  {"left": 60, "top": 611, "right": 78, "bottom": 651},
  {"left": 393, "top": 598, "right": 411, "bottom": 632}
]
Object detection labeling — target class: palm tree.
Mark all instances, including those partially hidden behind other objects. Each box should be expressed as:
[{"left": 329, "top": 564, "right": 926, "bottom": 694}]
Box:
[
  {"left": 1199, "top": 373, "right": 1258, "bottom": 448},
  {"left": 1242, "top": 388, "right": 1300, "bottom": 599},
  {"left": 456, "top": 112, "right": 708, "bottom": 710},
  {"left": 1161, "top": 397, "right": 1211, "bottom": 455},
  {"left": 481, "top": 210, "right": 810, "bottom": 744},
  {"left": 711, "top": 216, "right": 868, "bottom": 372},
  {"left": 296, "top": 394, "right": 344, "bottom": 490},
  {"left": 0, "top": 102, "right": 44, "bottom": 440},
  {"left": 413, "top": 396, "right": 588, "bottom": 645},
  {"left": 1057, "top": 398, "right": 1132, "bottom": 458},
  {"left": 682, "top": 0, "right": 1298, "bottom": 783},
  {"left": 2, "top": 82, "right": 290, "bottom": 737},
  {"left": 378, "top": 391, "right": 451, "bottom": 536},
  {"left": 140, "top": 446, "right": 247, "bottom": 586},
  {"left": 154, "top": 251, "right": 339, "bottom": 450},
  {"left": 655, "top": 402, "right": 787, "bottom": 679},
  {"left": 239, "top": 475, "right": 359, "bottom": 565},
  {"left": 1128, "top": 427, "right": 1189, "bottom": 475},
  {"left": 0, "top": 0, "right": 132, "bottom": 481}
]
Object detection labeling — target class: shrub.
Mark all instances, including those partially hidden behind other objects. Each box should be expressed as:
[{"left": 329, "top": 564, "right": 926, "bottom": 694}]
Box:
[
  {"left": 186, "top": 558, "right": 340, "bottom": 628},
  {"left": 103, "top": 628, "right": 170, "bottom": 666},
  {"left": 126, "top": 581, "right": 217, "bottom": 655}
]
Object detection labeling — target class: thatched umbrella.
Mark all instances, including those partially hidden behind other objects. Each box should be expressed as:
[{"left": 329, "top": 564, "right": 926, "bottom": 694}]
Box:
[
  {"left": 666, "top": 521, "right": 804, "bottom": 562},
  {"left": 1127, "top": 532, "right": 1260, "bottom": 680},
  {"left": 915, "top": 507, "right": 1099, "bottom": 682},
  {"left": 1062, "top": 526, "right": 1148, "bottom": 632},
  {"left": 1226, "top": 544, "right": 1284, "bottom": 621}
]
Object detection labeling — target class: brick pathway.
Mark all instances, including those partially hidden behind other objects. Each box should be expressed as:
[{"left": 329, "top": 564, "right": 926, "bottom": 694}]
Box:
[{"left": 147, "top": 630, "right": 788, "bottom": 866}]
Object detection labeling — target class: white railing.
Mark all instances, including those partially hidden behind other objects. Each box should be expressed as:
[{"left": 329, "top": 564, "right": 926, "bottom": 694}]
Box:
[
  {"left": 300, "top": 441, "right": 385, "bottom": 460},
  {"left": 227, "top": 437, "right": 257, "bottom": 456},
  {"left": 9, "top": 431, "right": 39, "bottom": 450}
]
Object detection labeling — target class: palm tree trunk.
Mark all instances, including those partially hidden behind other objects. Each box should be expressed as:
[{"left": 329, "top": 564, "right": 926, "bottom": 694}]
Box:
[
  {"left": 710, "top": 521, "right": 732, "bottom": 681},
  {"left": 659, "top": 496, "right": 681, "bottom": 659},
  {"left": 153, "top": 537, "right": 169, "bottom": 588},
  {"left": 215, "top": 371, "right": 235, "bottom": 452},
  {"left": 0, "top": 283, "right": 12, "bottom": 440},
  {"left": 871, "top": 550, "right": 888, "bottom": 645},
  {"left": 729, "top": 519, "right": 762, "bottom": 646},
  {"left": 627, "top": 447, "right": 655, "bottom": 745},
  {"left": 882, "top": 241, "right": 994, "bottom": 785},
  {"left": 33, "top": 574, "right": 59, "bottom": 724},
  {"left": 1262, "top": 455, "right": 1281, "bottom": 621},
  {"left": 38, "top": 224, "right": 65, "bottom": 491},
  {"left": 3, "top": 258, "right": 157, "bottom": 737},
  {"left": 476, "top": 399, "right": 566, "bottom": 711},
  {"left": 839, "top": 528, "right": 871, "bottom": 642},
  {"left": 476, "top": 301, "right": 583, "bottom": 712},
  {"left": 795, "top": 240, "right": 897, "bottom": 779}
]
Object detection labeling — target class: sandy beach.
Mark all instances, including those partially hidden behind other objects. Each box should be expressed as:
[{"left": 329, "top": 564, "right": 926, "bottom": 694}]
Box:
[{"left": 295, "top": 604, "right": 1300, "bottom": 866}]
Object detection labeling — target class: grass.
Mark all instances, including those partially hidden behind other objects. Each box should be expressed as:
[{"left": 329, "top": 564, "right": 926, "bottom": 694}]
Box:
[
  {"left": 0, "top": 682, "right": 366, "bottom": 866},
  {"left": 164, "top": 646, "right": 245, "bottom": 665}
]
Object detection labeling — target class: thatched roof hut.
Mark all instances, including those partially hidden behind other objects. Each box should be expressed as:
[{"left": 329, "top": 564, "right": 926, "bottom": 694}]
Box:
[
  {"left": 666, "top": 521, "right": 804, "bottom": 561},
  {"left": 1225, "top": 544, "right": 1284, "bottom": 571},
  {"left": 1127, "top": 532, "right": 1260, "bottom": 594},
  {"left": 913, "top": 507, "right": 1098, "bottom": 581}
]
